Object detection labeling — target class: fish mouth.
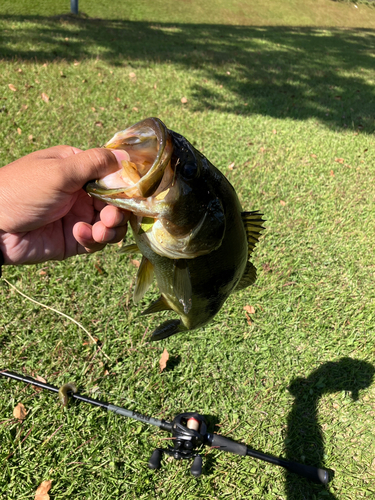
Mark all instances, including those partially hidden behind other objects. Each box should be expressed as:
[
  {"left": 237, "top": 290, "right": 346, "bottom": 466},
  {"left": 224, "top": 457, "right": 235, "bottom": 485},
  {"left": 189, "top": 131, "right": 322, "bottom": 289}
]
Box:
[{"left": 85, "top": 117, "right": 174, "bottom": 210}]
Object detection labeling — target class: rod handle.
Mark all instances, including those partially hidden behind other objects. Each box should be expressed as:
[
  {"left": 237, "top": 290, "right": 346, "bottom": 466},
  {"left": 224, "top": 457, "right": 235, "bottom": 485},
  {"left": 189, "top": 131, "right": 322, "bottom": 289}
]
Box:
[{"left": 208, "top": 433, "right": 248, "bottom": 456}]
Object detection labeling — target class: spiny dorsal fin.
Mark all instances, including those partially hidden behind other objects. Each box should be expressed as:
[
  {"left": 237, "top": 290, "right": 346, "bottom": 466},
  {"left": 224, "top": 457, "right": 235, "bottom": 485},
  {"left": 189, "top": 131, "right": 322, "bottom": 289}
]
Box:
[
  {"left": 133, "top": 256, "right": 154, "bottom": 303},
  {"left": 241, "top": 211, "right": 265, "bottom": 257},
  {"left": 234, "top": 261, "right": 257, "bottom": 292}
]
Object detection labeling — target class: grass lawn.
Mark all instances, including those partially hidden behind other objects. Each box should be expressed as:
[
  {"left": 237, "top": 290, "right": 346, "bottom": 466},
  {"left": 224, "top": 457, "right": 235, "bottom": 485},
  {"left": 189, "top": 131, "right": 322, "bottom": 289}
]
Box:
[{"left": 1, "top": 1, "right": 375, "bottom": 499}]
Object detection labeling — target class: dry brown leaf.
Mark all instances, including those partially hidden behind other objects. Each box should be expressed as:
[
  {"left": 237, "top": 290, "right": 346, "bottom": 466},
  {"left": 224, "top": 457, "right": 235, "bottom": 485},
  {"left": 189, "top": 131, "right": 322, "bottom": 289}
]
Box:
[
  {"left": 36, "top": 375, "right": 47, "bottom": 383},
  {"left": 226, "top": 71, "right": 231, "bottom": 75},
  {"left": 244, "top": 312, "right": 252, "bottom": 326},
  {"left": 28, "top": 134, "right": 33, "bottom": 141},
  {"left": 115, "top": 97, "right": 121, "bottom": 101},
  {"left": 74, "top": 61, "right": 80, "bottom": 66},
  {"left": 41, "top": 93, "right": 49, "bottom": 103},
  {"left": 13, "top": 402, "right": 27, "bottom": 420},
  {"left": 311, "top": 154, "right": 317, "bottom": 158},
  {"left": 228, "top": 162, "right": 235, "bottom": 170},
  {"left": 153, "top": 83, "right": 157, "bottom": 90},
  {"left": 17, "top": 128, "right": 22, "bottom": 135},
  {"left": 280, "top": 200, "right": 286, "bottom": 206},
  {"left": 181, "top": 97, "right": 188, "bottom": 104},
  {"left": 94, "top": 262, "right": 104, "bottom": 274},
  {"left": 335, "top": 158, "right": 344, "bottom": 164},
  {"left": 8, "top": 84, "right": 17, "bottom": 91},
  {"left": 95, "top": 121, "right": 103, "bottom": 127},
  {"left": 132, "top": 106, "right": 139, "bottom": 112},
  {"left": 131, "top": 259, "right": 140, "bottom": 268},
  {"left": 35, "top": 480, "right": 52, "bottom": 500},
  {"left": 243, "top": 305, "right": 255, "bottom": 314},
  {"left": 272, "top": 129, "right": 277, "bottom": 134},
  {"left": 129, "top": 72, "right": 136, "bottom": 78},
  {"left": 159, "top": 348, "right": 169, "bottom": 372},
  {"left": 330, "top": 170, "right": 335, "bottom": 177}
]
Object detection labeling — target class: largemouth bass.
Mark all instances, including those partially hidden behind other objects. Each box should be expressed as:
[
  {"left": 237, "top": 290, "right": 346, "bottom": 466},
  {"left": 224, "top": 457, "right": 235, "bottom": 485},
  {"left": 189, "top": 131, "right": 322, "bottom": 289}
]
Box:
[{"left": 86, "top": 118, "right": 264, "bottom": 340}]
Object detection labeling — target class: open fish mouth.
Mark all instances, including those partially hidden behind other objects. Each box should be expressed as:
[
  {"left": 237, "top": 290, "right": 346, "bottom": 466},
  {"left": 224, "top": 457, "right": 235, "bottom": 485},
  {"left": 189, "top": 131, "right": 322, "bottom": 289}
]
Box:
[{"left": 85, "top": 117, "right": 174, "bottom": 208}]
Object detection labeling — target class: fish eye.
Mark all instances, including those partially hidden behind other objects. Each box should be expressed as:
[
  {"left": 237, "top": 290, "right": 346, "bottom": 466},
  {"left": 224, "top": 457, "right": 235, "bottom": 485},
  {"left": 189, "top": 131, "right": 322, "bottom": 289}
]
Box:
[{"left": 181, "top": 162, "right": 198, "bottom": 180}]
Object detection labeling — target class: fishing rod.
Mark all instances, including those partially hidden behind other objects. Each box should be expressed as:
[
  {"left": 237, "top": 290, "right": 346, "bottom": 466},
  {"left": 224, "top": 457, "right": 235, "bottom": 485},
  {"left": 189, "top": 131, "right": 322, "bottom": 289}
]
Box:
[{"left": 0, "top": 370, "right": 331, "bottom": 483}]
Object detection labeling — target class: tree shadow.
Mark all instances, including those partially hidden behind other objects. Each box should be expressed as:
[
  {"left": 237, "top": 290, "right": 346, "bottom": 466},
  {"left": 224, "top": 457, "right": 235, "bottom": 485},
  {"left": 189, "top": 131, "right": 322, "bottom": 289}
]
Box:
[
  {"left": 285, "top": 357, "right": 374, "bottom": 499},
  {"left": 1, "top": 15, "right": 375, "bottom": 132}
]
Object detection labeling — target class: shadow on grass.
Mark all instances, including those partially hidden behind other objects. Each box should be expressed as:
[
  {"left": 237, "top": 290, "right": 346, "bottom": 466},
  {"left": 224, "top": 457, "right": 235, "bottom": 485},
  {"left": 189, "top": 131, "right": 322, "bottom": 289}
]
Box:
[
  {"left": 1, "top": 15, "right": 375, "bottom": 132},
  {"left": 285, "top": 357, "right": 374, "bottom": 499}
]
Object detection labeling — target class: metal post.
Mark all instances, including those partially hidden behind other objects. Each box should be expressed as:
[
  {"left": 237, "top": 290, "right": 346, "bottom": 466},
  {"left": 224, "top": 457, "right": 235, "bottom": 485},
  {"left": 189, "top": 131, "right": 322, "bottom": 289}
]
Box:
[{"left": 71, "top": 0, "right": 78, "bottom": 15}]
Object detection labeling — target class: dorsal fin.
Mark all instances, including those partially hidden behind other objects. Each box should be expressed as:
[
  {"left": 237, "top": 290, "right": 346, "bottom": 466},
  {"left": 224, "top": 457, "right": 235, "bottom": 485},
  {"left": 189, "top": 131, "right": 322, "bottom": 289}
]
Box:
[
  {"left": 233, "top": 261, "right": 257, "bottom": 292},
  {"left": 241, "top": 211, "right": 265, "bottom": 257}
]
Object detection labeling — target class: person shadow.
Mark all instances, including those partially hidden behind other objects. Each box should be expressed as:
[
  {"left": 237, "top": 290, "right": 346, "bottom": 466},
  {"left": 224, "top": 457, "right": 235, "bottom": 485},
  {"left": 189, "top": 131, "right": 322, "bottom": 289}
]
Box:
[{"left": 285, "top": 357, "right": 374, "bottom": 499}]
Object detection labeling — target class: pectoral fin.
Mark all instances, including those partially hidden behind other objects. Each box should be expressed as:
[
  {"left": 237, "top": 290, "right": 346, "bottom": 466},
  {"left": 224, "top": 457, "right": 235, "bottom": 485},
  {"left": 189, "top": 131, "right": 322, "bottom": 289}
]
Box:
[
  {"left": 133, "top": 256, "right": 154, "bottom": 303},
  {"left": 150, "top": 319, "right": 185, "bottom": 341},
  {"left": 234, "top": 261, "right": 257, "bottom": 292},
  {"left": 119, "top": 243, "right": 140, "bottom": 254},
  {"left": 173, "top": 259, "right": 192, "bottom": 314}
]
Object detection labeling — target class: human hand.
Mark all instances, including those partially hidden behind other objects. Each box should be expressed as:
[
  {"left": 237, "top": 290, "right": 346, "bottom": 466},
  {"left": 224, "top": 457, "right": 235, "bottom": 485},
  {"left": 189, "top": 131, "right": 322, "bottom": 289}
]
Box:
[{"left": 0, "top": 146, "right": 130, "bottom": 265}]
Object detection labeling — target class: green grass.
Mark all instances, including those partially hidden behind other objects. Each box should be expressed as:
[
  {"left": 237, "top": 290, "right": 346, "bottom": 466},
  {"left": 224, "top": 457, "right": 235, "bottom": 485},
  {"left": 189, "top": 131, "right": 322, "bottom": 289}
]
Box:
[{"left": 1, "top": 1, "right": 375, "bottom": 499}]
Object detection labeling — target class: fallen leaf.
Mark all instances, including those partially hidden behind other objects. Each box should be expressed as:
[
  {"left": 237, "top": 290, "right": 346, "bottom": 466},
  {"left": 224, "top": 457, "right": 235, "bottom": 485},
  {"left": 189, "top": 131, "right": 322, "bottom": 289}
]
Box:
[
  {"left": 226, "top": 71, "right": 231, "bottom": 75},
  {"left": 35, "top": 480, "right": 52, "bottom": 500},
  {"left": 43, "top": 63, "right": 48, "bottom": 67},
  {"left": 259, "top": 147, "right": 266, "bottom": 153},
  {"left": 28, "top": 134, "right": 33, "bottom": 141},
  {"left": 17, "top": 128, "right": 22, "bottom": 135},
  {"left": 17, "top": 68, "right": 23, "bottom": 73},
  {"left": 131, "top": 259, "right": 140, "bottom": 268},
  {"left": 41, "top": 93, "right": 49, "bottom": 103},
  {"left": 94, "top": 262, "right": 104, "bottom": 274},
  {"left": 335, "top": 158, "right": 344, "bottom": 164},
  {"left": 181, "top": 97, "right": 188, "bottom": 104},
  {"left": 159, "top": 348, "right": 169, "bottom": 372},
  {"left": 95, "top": 121, "right": 103, "bottom": 127},
  {"left": 132, "top": 107, "right": 139, "bottom": 112},
  {"left": 330, "top": 170, "right": 335, "bottom": 177},
  {"left": 22, "top": 104, "right": 28, "bottom": 110},
  {"left": 243, "top": 305, "right": 255, "bottom": 314},
  {"left": 129, "top": 72, "right": 136, "bottom": 78},
  {"left": 39, "top": 270, "right": 47, "bottom": 276},
  {"left": 153, "top": 83, "right": 157, "bottom": 90},
  {"left": 8, "top": 84, "right": 17, "bottom": 91},
  {"left": 36, "top": 375, "right": 47, "bottom": 383},
  {"left": 280, "top": 200, "right": 286, "bottom": 206},
  {"left": 228, "top": 162, "right": 235, "bottom": 170},
  {"left": 244, "top": 312, "right": 252, "bottom": 326},
  {"left": 311, "top": 154, "right": 317, "bottom": 158},
  {"left": 74, "top": 61, "right": 80, "bottom": 66},
  {"left": 99, "top": 106, "right": 105, "bottom": 111},
  {"left": 115, "top": 97, "right": 121, "bottom": 101},
  {"left": 91, "top": 107, "right": 96, "bottom": 112},
  {"left": 13, "top": 402, "right": 27, "bottom": 420},
  {"left": 272, "top": 129, "right": 277, "bottom": 134}
]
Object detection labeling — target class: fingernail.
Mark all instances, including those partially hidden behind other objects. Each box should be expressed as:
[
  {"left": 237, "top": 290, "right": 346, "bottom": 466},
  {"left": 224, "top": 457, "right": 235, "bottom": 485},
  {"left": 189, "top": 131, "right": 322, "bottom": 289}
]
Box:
[{"left": 109, "top": 149, "right": 130, "bottom": 167}]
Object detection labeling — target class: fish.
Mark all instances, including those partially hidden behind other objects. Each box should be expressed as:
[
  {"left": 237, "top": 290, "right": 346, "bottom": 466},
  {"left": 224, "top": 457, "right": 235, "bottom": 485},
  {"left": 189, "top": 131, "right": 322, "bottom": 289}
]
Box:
[{"left": 85, "top": 117, "right": 264, "bottom": 341}]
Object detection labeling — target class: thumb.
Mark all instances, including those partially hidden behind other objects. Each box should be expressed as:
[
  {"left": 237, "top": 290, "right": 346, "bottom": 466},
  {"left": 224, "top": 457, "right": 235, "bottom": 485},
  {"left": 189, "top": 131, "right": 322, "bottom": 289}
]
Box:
[{"left": 59, "top": 148, "right": 129, "bottom": 193}]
